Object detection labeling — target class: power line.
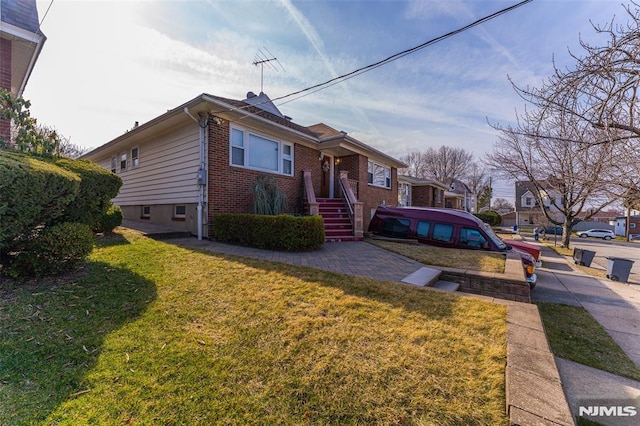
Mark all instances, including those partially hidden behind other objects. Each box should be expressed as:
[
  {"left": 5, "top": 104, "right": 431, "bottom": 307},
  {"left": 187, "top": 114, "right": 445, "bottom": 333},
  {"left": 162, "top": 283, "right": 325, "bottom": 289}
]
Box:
[
  {"left": 211, "top": 0, "right": 532, "bottom": 117},
  {"left": 272, "top": 0, "right": 532, "bottom": 106}
]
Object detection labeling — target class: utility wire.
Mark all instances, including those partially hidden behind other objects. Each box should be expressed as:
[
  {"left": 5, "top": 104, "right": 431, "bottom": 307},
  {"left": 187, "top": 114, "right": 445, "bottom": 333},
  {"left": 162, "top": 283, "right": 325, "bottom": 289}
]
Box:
[
  {"left": 208, "top": 0, "right": 532, "bottom": 121},
  {"left": 272, "top": 0, "right": 532, "bottom": 106}
]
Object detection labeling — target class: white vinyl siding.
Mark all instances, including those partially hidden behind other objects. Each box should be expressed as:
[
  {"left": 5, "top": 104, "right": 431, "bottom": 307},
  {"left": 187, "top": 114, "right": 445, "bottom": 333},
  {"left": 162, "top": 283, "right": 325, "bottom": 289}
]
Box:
[
  {"left": 230, "top": 125, "right": 293, "bottom": 176},
  {"left": 100, "top": 123, "right": 201, "bottom": 206}
]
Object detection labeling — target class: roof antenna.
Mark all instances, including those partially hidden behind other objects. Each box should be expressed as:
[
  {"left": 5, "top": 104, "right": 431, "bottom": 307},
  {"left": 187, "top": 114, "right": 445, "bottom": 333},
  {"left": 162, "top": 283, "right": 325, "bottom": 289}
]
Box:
[{"left": 252, "top": 47, "right": 286, "bottom": 93}]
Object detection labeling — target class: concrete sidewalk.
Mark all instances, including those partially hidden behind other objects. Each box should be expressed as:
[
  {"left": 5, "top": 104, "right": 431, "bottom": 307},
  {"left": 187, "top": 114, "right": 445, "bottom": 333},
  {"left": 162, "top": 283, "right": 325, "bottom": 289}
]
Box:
[{"left": 531, "top": 242, "right": 640, "bottom": 425}]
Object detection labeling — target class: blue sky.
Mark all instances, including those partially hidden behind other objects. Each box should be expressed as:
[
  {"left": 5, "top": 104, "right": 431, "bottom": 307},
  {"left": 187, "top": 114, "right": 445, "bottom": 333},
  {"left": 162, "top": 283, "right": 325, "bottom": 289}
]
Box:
[{"left": 25, "top": 0, "right": 628, "bottom": 200}]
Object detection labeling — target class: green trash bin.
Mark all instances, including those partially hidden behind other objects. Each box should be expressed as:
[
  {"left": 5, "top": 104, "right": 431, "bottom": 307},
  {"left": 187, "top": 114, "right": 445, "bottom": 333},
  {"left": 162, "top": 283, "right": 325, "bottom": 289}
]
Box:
[{"left": 606, "top": 257, "right": 634, "bottom": 282}]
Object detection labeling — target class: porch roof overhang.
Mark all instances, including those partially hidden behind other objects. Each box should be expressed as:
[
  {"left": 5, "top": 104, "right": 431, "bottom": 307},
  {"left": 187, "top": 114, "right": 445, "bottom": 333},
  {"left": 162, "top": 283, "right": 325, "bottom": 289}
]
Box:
[
  {"left": 444, "top": 191, "right": 464, "bottom": 200},
  {"left": 397, "top": 175, "right": 448, "bottom": 190},
  {"left": 0, "top": 21, "right": 46, "bottom": 97},
  {"left": 318, "top": 134, "right": 407, "bottom": 169}
]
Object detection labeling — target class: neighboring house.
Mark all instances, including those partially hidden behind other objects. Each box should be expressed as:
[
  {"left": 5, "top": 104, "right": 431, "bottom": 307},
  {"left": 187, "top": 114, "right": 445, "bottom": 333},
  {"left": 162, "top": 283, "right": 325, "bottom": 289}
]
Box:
[
  {"left": 576, "top": 209, "right": 620, "bottom": 224},
  {"left": 500, "top": 211, "right": 517, "bottom": 228},
  {"left": 444, "top": 191, "right": 465, "bottom": 210},
  {"left": 514, "top": 180, "right": 564, "bottom": 227},
  {"left": 614, "top": 215, "right": 640, "bottom": 238},
  {"left": 0, "top": 0, "right": 46, "bottom": 141},
  {"left": 81, "top": 91, "right": 406, "bottom": 241},
  {"left": 397, "top": 175, "right": 447, "bottom": 208},
  {"left": 447, "top": 179, "right": 476, "bottom": 212}
]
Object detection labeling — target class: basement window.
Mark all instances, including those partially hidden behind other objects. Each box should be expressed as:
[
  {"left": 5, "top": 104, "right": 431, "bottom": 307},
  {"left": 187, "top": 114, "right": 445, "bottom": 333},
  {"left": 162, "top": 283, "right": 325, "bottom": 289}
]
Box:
[
  {"left": 141, "top": 206, "right": 150, "bottom": 219},
  {"left": 173, "top": 205, "right": 186, "bottom": 221}
]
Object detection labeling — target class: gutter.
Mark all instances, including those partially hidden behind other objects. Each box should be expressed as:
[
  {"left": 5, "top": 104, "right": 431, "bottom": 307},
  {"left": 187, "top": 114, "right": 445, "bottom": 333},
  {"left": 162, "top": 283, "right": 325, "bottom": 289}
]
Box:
[{"left": 184, "top": 107, "right": 208, "bottom": 241}]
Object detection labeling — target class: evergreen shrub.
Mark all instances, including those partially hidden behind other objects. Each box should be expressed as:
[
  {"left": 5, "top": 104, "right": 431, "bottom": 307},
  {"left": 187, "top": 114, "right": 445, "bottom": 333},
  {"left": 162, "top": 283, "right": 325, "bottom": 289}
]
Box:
[
  {"left": 8, "top": 222, "right": 94, "bottom": 278},
  {"left": 474, "top": 210, "right": 502, "bottom": 227},
  {"left": 96, "top": 204, "right": 123, "bottom": 233},
  {"left": 53, "top": 158, "right": 122, "bottom": 230},
  {"left": 0, "top": 151, "right": 80, "bottom": 250},
  {"left": 213, "top": 213, "right": 324, "bottom": 251}
]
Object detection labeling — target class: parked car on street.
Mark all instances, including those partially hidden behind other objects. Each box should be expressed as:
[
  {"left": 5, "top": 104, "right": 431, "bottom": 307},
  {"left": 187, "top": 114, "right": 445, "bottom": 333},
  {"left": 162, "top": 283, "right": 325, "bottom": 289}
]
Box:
[
  {"left": 544, "top": 226, "right": 563, "bottom": 235},
  {"left": 576, "top": 229, "right": 615, "bottom": 240},
  {"left": 368, "top": 207, "right": 537, "bottom": 286},
  {"left": 502, "top": 239, "right": 542, "bottom": 267}
]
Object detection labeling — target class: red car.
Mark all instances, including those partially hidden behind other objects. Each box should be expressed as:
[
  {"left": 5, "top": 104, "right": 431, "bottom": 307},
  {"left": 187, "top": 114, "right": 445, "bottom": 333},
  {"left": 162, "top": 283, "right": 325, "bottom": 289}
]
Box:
[{"left": 502, "top": 239, "right": 541, "bottom": 265}]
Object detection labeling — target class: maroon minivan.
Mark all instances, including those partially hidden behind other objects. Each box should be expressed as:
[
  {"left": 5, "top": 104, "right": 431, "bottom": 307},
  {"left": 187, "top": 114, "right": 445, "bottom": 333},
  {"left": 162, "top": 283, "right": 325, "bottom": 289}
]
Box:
[{"left": 368, "top": 206, "right": 537, "bottom": 286}]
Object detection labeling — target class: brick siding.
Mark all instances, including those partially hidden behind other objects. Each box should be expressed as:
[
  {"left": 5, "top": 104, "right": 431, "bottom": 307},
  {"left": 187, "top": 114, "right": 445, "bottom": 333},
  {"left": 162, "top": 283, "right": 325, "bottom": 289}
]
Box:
[
  {"left": 206, "top": 117, "right": 400, "bottom": 236},
  {"left": 207, "top": 116, "right": 321, "bottom": 235}
]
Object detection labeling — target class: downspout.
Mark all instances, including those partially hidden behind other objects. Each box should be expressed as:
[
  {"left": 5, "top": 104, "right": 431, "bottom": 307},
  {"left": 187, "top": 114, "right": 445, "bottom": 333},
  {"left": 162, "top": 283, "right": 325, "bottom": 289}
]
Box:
[{"left": 184, "top": 107, "right": 208, "bottom": 240}]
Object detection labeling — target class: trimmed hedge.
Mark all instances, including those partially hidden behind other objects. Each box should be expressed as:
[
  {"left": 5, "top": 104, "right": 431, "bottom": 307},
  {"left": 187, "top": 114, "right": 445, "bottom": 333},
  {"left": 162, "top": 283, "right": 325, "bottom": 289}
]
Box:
[
  {"left": 96, "top": 204, "right": 123, "bottom": 233},
  {"left": 7, "top": 222, "right": 94, "bottom": 278},
  {"left": 0, "top": 151, "right": 80, "bottom": 249},
  {"left": 53, "top": 158, "right": 122, "bottom": 231},
  {"left": 213, "top": 213, "right": 325, "bottom": 251}
]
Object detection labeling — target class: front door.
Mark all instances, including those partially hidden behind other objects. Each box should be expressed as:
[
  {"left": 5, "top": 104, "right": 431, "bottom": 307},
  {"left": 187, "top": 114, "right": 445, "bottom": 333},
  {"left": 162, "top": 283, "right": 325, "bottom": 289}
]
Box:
[{"left": 320, "top": 155, "right": 331, "bottom": 198}]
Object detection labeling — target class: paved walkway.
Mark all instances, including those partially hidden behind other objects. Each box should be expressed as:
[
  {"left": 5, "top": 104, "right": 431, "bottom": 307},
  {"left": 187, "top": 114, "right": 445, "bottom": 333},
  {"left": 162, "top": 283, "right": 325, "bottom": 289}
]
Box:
[
  {"left": 168, "top": 238, "right": 427, "bottom": 282},
  {"left": 531, "top": 241, "right": 640, "bottom": 425}
]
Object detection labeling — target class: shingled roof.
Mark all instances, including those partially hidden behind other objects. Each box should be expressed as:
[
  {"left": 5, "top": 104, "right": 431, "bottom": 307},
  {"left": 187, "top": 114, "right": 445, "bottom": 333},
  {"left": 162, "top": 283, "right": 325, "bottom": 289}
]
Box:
[
  {"left": 1, "top": 0, "right": 44, "bottom": 35},
  {"left": 205, "top": 93, "right": 318, "bottom": 138}
]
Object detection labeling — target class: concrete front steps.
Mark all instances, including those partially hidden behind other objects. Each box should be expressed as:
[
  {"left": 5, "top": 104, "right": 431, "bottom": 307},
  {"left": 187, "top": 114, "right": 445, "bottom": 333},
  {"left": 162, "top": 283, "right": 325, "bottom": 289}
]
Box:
[
  {"left": 400, "top": 266, "right": 460, "bottom": 291},
  {"left": 317, "top": 198, "right": 363, "bottom": 242}
]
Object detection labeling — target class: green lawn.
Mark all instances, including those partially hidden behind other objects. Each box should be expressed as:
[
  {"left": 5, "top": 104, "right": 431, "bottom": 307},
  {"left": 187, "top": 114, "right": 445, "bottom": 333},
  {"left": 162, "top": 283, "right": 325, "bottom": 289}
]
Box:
[
  {"left": 367, "top": 239, "right": 505, "bottom": 273},
  {"left": 537, "top": 302, "right": 640, "bottom": 381},
  {"left": 0, "top": 230, "right": 508, "bottom": 425}
]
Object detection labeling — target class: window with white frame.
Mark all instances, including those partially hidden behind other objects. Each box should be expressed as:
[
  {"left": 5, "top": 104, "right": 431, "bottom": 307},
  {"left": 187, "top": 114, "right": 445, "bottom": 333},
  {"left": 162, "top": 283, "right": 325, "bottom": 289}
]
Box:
[
  {"left": 141, "top": 206, "right": 150, "bottom": 218},
  {"left": 173, "top": 205, "right": 186, "bottom": 219},
  {"left": 398, "top": 182, "right": 411, "bottom": 206},
  {"left": 368, "top": 160, "right": 391, "bottom": 189},
  {"left": 120, "top": 152, "right": 127, "bottom": 171},
  {"left": 110, "top": 156, "right": 117, "bottom": 173},
  {"left": 131, "top": 147, "right": 139, "bottom": 168},
  {"left": 230, "top": 126, "right": 293, "bottom": 176}
]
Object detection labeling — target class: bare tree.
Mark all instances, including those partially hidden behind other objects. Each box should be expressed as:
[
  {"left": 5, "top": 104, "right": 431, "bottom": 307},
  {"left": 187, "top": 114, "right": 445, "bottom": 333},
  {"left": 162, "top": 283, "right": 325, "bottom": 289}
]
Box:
[
  {"left": 486, "top": 3, "right": 640, "bottom": 247},
  {"left": 508, "top": 2, "right": 640, "bottom": 194},
  {"left": 492, "top": 198, "right": 514, "bottom": 212},
  {"left": 399, "top": 151, "right": 427, "bottom": 177},
  {"left": 463, "top": 161, "right": 491, "bottom": 210},
  {"left": 399, "top": 146, "right": 474, "bottom": 186},
  {"left": 36, "top": 125, "right": 87, "bottom": 158},
  {"left": 422, "top": 146, "right": 473, "bottom": 184},
  {"left": 487, "top": 111, "right": 616, "bottom": 247}
]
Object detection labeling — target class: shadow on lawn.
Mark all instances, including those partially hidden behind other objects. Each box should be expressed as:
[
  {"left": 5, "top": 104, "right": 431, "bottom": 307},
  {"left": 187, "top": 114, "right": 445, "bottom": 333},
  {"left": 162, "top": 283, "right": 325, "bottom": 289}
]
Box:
[
  {"left": 202, "top": 250, "right": 463, "bottom": 321},
  {"left": 0, "top": 260, "right": 156, "bottom": 424}
]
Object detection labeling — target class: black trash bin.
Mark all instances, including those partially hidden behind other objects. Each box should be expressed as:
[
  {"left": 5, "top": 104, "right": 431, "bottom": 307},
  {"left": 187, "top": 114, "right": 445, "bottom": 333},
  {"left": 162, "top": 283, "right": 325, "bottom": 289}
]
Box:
[
  {"left": 606, "top": 257, "right": 635, "bottom": 282},
  {"left": 573, "top": 248, "right": 596, "bottom": 267}
]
